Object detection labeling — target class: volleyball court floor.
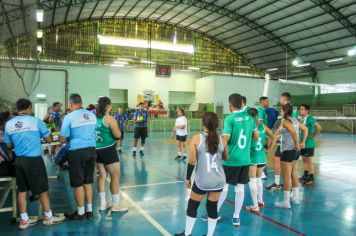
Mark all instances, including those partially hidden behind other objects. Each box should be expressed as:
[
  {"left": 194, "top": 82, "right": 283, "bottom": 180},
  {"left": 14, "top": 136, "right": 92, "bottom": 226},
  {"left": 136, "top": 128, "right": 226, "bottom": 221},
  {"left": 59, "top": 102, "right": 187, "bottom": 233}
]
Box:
[{"left": 1, "top": 132, "right": 356, "bottom": 236}]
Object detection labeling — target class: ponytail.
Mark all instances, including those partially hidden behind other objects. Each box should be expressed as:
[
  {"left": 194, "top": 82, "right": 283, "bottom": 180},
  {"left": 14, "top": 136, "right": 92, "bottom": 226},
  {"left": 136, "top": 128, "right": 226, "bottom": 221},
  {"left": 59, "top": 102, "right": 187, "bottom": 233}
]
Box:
[{"left": 202, "top": 112, "right": 219, "bottom": 154}]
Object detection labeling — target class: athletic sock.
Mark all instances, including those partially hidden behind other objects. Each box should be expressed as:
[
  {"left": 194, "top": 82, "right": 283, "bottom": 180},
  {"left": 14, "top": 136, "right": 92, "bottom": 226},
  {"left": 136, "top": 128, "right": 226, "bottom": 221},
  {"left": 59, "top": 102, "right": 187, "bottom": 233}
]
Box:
[
  {"left": 178, "top": 152, "right": 182, "bottom": 156},
  {"left": 99, "top": 192, "right": 106, "bottom": 205},
  {"left": 207, "top": 218, "right": 218, "bottom": 236},
  {"left": 292, "top": 188, "right": 299, "bottom": 200},
  {"left": 233, "top": 184, "right": 244, "bottom": 218},
  {"left": 44, "top": 210, "right": 53, "bottom": 219},
  {"left": 248, "top": 178, "right": 258, "bottom": 207},
  {"left": 217, "top": 185, "right": 228, "bottom": 211},
  {"left": 133, "top": 147, "right": 137, "bottom": 151},
  {"left": 183, "top": 153, "right": 187, "bottom": 157},
  {"left": 275, "top": 175, "right": 280, "bottom": 185},
  {"left": 283, "top": 191, "right": 291, "bottom": 203},
  {"left": 112, "top": 194, "right": 120, "bottom": 206},
  {"left": 86, "top": 204, "right": 92, "bottom": 212},
  {"left": 256, "top": 177, "right": 263, "bottom": 203},
  {"left": 77, "top": 206, "right": 85, "bottom": 215},
  {"left": 20, "top": 212, "right": 29, "bottom": 221},
  {"left": 184, "top": 216, "right": 196, "bottom": 236},
  {"left": 140, "top": 146, "right": 144, "bottom": 151}
]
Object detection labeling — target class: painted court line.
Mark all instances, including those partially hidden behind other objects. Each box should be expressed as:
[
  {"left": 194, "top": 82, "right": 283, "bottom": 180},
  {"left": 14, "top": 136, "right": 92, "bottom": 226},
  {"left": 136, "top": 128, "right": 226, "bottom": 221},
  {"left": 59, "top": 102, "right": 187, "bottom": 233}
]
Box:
[
  {"left": 121, "top": 191, "right": 172, "bottom": 236},
  {"left": 121, "top": 181, "right": 183, "bottom": 189}
]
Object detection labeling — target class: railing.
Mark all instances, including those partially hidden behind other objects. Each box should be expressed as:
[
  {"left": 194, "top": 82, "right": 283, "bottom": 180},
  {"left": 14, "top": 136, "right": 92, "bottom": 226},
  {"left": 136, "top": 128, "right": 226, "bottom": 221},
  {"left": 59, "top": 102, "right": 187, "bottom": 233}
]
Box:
[
  {"left": 336, "top": 112, "right": 354, "bottom": 134},
  {"left": 343, "top": 104, "right": 356, "bottom": 116},
  {"left": 309, "top": 110, "right": 338, "bottom": 117}
]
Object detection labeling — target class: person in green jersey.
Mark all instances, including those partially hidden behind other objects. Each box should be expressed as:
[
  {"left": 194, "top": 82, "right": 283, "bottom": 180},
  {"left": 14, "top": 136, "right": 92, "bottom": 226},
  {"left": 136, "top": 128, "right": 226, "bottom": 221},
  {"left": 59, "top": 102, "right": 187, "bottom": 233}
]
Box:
[
  {"left": 266, "top": 92, "right": 298, "bottom": 192},
  {"left": 213, "top": 93, "right": 258, "bottom": 227},
  {"left": 95, "top": 97, "right": 128, "bottom": 212},
  {"left": 245, "top": 108, "right": 273, "bottom": 213},
  {"left": 298, "top": 104, "right": 322, "bottom": 186}
]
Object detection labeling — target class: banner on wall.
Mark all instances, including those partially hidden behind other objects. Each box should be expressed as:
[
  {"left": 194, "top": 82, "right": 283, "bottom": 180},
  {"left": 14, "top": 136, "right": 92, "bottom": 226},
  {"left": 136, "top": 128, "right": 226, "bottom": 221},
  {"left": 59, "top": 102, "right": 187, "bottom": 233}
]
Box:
[{"left": 137, "top": 90, "right": 163, "bottom": 108}]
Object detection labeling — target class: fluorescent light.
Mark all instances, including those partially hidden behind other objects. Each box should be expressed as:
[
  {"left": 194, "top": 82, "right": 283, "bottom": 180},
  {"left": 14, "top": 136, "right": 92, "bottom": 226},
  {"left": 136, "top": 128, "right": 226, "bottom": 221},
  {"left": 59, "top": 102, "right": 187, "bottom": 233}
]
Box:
[
  {"left": 140, "top": 60, "right": 155, "bottom": 64},
  {"left": 97, "top": 35, "right": 194, "bottom": 54},
  {"left": 117, "top": 58, "right": 132, "bottom": 61},
  {"left": 278, "top": 79, "right": 327, "bottom": 87},
  {"left": 180, "top": 69, "right": 192, "bottom": 72},
  {"left": 348, "top": 48, "right": 356, "bottom": 57},
  {"left": 75, "top": 51, "right": 94, "bottom": 55},
  {"left": 188, "top": 66, "right": 200, "bottom": 71},
  {"left": 326, "top": 57, "right": 343, "bottom": 63},
  {"left": 36, "top": 94, "right": 46, "bottom": 98},
  {"left": 266, "top": 68, "right": 278, "bottom": 72},
  {"left": 235, "top": 65, "right": 250, "bottom": 69},
  {"left": 37, "top": 29, "right": 43, "bottom": 38},
  {"left": 36, "top": 9, "right": 44, "bottom": 22},
  {"left": 296, "top": 63, "right": 310, "bottom": 67},
  {"left": 112, "top": 61, "right": 128, "bottom": 65},
  {"left": 110, "top": 64, "right": 125, "bottom": 67},
  {"left": 292, "top": 59, "right": 299, "bottom": 66},
  {"left": 37, "top": 45, "right": 42, "bottom": 53}
]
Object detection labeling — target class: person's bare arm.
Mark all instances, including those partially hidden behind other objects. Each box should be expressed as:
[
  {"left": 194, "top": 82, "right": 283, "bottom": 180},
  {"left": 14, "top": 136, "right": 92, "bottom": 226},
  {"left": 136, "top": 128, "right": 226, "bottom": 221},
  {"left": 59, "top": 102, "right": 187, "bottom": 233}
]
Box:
[
  {"left": 221, "top": 136, "right": 228, "bottom": 161},
  {"left": 298, "top": 122, "right": 308, "bottom": 149},
  {"left": 252, "top": 129, "right": 259, "bottom": 140},
  {"left": 59, "top": 136, "right": 67, "bottom": 144},
  {"left": 186, "top": 134, "right": 199, "bottom": 188},
  {"left": 311, "top": 123, "right": 322, "bottom": 138},
  {"left": 107, "top": 116, "right": 121, "bottom": 139},
  {"left": 43, "top": 134, "right": 53, "bottom": 144}
]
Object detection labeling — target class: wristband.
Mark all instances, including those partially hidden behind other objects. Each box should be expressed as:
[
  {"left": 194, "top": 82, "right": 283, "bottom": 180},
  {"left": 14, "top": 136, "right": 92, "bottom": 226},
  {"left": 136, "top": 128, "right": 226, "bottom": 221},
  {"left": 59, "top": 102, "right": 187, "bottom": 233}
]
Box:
[{"left": 186, "top": 163, "right": 195, "bottom": 180}]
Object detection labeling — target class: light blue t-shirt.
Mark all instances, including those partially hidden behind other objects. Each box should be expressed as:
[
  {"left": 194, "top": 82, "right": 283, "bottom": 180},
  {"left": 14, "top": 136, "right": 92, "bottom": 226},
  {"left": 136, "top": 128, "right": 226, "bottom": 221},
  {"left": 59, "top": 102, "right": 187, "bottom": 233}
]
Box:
[
  {"left": 4, "top": 115, "right": 50, "bottom": 157},
  {"left": 60, "top": 108, "right": 97, "bottom": 151}
]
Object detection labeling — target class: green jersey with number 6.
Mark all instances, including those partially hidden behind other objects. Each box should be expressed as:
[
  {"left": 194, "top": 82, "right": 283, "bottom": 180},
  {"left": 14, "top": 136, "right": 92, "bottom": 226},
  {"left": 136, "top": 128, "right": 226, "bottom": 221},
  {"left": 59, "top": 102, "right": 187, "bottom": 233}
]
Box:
[
  {"left": 223, "top": 110, "right": 257, "bottom": 167},
  {"left": 250, "top": 124, "right": 267, "bottom": 165}
]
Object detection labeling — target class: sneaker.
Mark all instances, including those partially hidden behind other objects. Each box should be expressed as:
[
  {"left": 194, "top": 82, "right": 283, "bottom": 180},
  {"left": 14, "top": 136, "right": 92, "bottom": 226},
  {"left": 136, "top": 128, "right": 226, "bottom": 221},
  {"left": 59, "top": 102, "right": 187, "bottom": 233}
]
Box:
[
  {"left": 245, "top": 205, "right": 260, "bottom": 213},
  {"left": 139, "top": 150, "right": 144, "bottom": 156},
  {"left": 201, "top": 214, "right": 222, "bottom": 222},
  {"left": 111, "top": 205, "right": 129, "bottom": 212},
  {"left": 43, "top": 215, "right": 65, "bottom": 225},
  {"left": 232, "top": 217, "right": 240, "bottom": 226},
  {"left": 304, "top": 177, "right": 315, "bottom": 186},
  {"left": 174, "top": 155, "right": 182, "bottom": 160},
  {"left": 258, "top": 202, "right": 265, "bottom": 208},
  {"left": 174, "top": 232, "right": 191, "bottom": 236},
  {"left": 181, "top": 155, "right": 187, "bottom": 161},
  {"left": 299, "top": 174, "right": 308, "bottom": 183},
  {"left": 265, "top": 183, "right": 282, "bottom": 192},
  {"left": 86, "top": 211, "right": 94, "bottom": 220},
  {"left": 275, "top": 201, "right": 291, "bottom": 209},
  {"left": 18, "top": 217, "right": 38, "bottom": 230},
  {"left": 290, "top": 197, "right": 300, "bottom": 205},
  {"left": 99, "top": 203, "right": 111, "bottom": 211},
  {"left": 133, "top": 151, "right": 136, "bottom": 157},
  {"left": 64, "top": 211, "right": 86, "bottom": 220}
]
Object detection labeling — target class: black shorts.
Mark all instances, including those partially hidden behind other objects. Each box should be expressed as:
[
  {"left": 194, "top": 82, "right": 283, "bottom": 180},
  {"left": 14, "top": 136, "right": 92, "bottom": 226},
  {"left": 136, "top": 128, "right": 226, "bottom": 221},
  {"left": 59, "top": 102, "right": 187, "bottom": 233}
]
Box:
[
  {"left": 250, "top": 164, "right": 266, "bottom": 168},
  {"left": 15, "top": 157, "right": 49, "bottom": 195},
  {"left": 96, "top": 145, "right": 120, "bottom": 165},
  {"left": 191, "top": 182, "right": 223, "bottom": 195},
  {"left": 176, "top": 135, "right": 187, "bottom": 142},
  {"left": 281, "top": 150, "right": 299, "bottom": 162},
  {"left": 301, "top": 148, "right": 314, "bottom": 157},
  {"left": 134, "top": 127, "right": 148, "bottom": 143},
  {"left": 274, "top": 146, "right": 281, "bottom": 157},
  {"left": 223, "top": 165, "right": 250, "bottom": 185},
  {"left": 68, "top": 147, "right": 96, "bottom": 187}
]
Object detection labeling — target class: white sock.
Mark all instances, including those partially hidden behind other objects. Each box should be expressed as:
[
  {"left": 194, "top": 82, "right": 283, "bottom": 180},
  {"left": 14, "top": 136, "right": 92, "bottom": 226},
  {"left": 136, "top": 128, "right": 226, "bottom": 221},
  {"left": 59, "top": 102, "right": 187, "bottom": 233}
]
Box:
[
  {"left": 178, "top": 152, "right": 182, "bottom": 156},
  {"left": 207, "top": 217, "right": 218, "bottom": 236},
  {"left": 77, "top": 206, "right": 85, "bottom": 215},
  {"left": 112, "top": 194, "right": 120, "bottom": 206},
  {"left": 44, "top": 210, "right": 53, "bottom": 219},
  {"left": 217, "top": 185, "right": 228, "bottom": 211},
  {"left": 257, "top": 177, "right": 263, "bottom": 203},
  {"left": 20, "top": 212, "right": 29, "bottom": 221},
  {"left": 119, "top": 147, "right": 122, "bottom": 150},
  {"left": 292, "top": 188, "right": 299, "bottom": 200},
  {"left": 233, "top": 184, "right": 244, "bottom": 218},
  {"left": 133, "top": 147, "right": 137, "bottom": 151},
  {"left": 86, "top": 204, "right": 92, "bottom": 212},
  {"left": 275, "top": 175, "right": 280, "bottom": 185},
  {"left": 248, "top": 178, "right": 258, "bottom": 208},
  {"left": 140, "top": 146, "right": 144, "bottom": 151},
  {"left": 184, "top": 216, "right": 196, "bottom": 235},
  {"left": 99, "top": 192, "right": 106, "bottom": 204},
  {"left": 283, "top": 191, "right": 291, "bottom": 203},
  {"left": 183, "top": 153, "right": 187, "bottom": 157}
]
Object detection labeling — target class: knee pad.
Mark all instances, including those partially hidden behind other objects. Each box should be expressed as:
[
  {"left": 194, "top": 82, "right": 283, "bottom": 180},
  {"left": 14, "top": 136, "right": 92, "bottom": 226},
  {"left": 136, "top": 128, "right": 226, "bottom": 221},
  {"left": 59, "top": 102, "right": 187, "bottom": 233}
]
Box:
[
  {"left": 248, "top": 178, "right": 257, "bottom": 190},
  {"left": 235, "top": 184, "right": 244, "bottom": 193},
  {"left": 206, "top": 200, "right": 218, "bottom": 219},
  {"left": 186, "top": 199, "right": 200, "bottom": 218}
]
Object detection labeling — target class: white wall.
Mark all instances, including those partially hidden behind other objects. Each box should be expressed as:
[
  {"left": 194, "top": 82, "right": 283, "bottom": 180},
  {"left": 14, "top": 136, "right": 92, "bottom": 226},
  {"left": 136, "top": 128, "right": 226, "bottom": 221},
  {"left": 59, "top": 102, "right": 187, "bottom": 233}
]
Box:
[
  {"left": 195, "top": 77, "right": 215, "bottom": 104},
  {"left": 109, "top": 67, "right": 199, "bottom": 108},
  {"left": 168, "top": 91, "right": 195, "bottom": 104}
]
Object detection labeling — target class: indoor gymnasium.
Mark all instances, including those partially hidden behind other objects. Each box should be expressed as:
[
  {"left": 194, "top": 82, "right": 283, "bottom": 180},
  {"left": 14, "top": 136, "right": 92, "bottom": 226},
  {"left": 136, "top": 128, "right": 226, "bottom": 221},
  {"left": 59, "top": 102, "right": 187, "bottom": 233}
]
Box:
[{"left": 0, "top": 0, "right": 356, "bottom": 235}]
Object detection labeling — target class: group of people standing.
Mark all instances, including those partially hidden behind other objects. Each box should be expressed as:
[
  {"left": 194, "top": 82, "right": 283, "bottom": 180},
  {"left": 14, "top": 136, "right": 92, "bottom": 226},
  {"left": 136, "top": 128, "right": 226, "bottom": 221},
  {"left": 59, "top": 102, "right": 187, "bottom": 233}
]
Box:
[{"left": 175, "top": 92, "right": 322, "bottom": 236}]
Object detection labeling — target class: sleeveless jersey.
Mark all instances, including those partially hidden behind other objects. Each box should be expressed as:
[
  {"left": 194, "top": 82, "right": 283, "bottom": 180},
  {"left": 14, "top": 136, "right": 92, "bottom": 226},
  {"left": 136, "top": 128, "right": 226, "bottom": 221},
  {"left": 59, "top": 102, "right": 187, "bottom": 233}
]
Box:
[
  {"left": 194, "top": 133, "right": 226, "bottom": 191},
  {"left": 280, "top": 118, "right": 299, "bottom": 152},
  {"left": 250, "top": 124, "right": 267, "bottom": 165},
  {"left": 96, "top": 116, "right": 116, "bottom": 149}
]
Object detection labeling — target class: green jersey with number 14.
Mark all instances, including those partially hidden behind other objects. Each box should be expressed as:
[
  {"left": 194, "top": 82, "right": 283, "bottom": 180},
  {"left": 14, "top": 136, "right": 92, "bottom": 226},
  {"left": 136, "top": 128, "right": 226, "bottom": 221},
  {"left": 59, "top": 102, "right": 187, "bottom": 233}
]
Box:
[{"left": 223, "top": 110, "right": 257, "bottom": 167}]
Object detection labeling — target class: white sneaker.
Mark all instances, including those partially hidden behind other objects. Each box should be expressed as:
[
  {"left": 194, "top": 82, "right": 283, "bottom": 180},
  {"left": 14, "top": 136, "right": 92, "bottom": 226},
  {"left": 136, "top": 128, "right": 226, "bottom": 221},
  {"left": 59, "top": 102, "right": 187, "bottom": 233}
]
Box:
[
  {"left": 111, "top": 205, "right": 128, "bottom": 212},
  {"left": 99, "top": 202, "right": 111, "bottom": 211},
  {"left": 245, "top": 205, "right": 260, "bottom": 213},
  {"left": 43, "top": 215, "right": 65, "bottom": 225},
  {"left": 275, "top": 201, "right": 291, "bottom": 209},
  {"left": 19, "top": 217, "right": 38, "bottom": 229}
]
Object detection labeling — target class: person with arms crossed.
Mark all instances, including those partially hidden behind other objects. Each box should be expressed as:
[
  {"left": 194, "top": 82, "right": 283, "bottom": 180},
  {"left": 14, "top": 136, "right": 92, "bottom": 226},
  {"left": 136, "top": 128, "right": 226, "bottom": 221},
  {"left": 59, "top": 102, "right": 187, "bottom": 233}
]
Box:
[{"left": 173, "top": 108, "right": 188, "bottom": 161}]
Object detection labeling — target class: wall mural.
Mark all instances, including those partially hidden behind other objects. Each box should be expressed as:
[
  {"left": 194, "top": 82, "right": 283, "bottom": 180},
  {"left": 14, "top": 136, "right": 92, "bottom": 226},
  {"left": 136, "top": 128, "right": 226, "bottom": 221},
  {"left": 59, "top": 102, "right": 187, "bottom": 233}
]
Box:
[{"left": 137, "top": 90, "right": 163, "bottom": 108}]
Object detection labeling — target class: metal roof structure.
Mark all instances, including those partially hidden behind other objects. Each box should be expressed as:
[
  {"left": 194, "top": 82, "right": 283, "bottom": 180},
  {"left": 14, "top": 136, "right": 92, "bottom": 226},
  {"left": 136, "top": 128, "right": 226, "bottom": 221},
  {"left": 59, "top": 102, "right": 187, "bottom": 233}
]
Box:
[{"left": 1, "top": 0, "right": 356, "bottom": 78}]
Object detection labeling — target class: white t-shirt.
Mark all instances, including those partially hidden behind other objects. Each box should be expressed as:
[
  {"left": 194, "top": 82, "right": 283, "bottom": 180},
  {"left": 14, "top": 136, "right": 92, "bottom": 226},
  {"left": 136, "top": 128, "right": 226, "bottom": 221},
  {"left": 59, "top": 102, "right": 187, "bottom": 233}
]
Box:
[{"left": 175, "top": 116, "right": 188, "bottom": 136}]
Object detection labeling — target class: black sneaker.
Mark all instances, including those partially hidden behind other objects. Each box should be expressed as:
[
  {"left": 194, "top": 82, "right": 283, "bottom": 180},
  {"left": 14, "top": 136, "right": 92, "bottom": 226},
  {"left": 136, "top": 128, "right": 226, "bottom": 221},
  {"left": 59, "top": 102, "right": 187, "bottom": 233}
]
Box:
[
  {"left": 175, "top": 155, "right": 182, "bottom": 160},
  {"left": 265, "top": 183, "right": 282, "bottom": 192},
  {"left": 181, "top": 155, "right": 187, "bottom": 161},
  {"left": 139, "top": 150, "right": 144, "bottom": 156},
  {"left": 65, "top": 211, "right": 86, "bottom": 221},
  {"left": 175, "top": 232, "right": 191, "bottom": 236},
  {"left": 133, "top": 151, "right": 136, "bottom": 157},
  {"left": 299, "top": 174, "right": 308, "bottom": 183},
  {"left": 86, "top": 211, "right": 94, "bottom": 220},
  {"left": 304, "top": 177, "right": 315, "bottom": 186}
]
